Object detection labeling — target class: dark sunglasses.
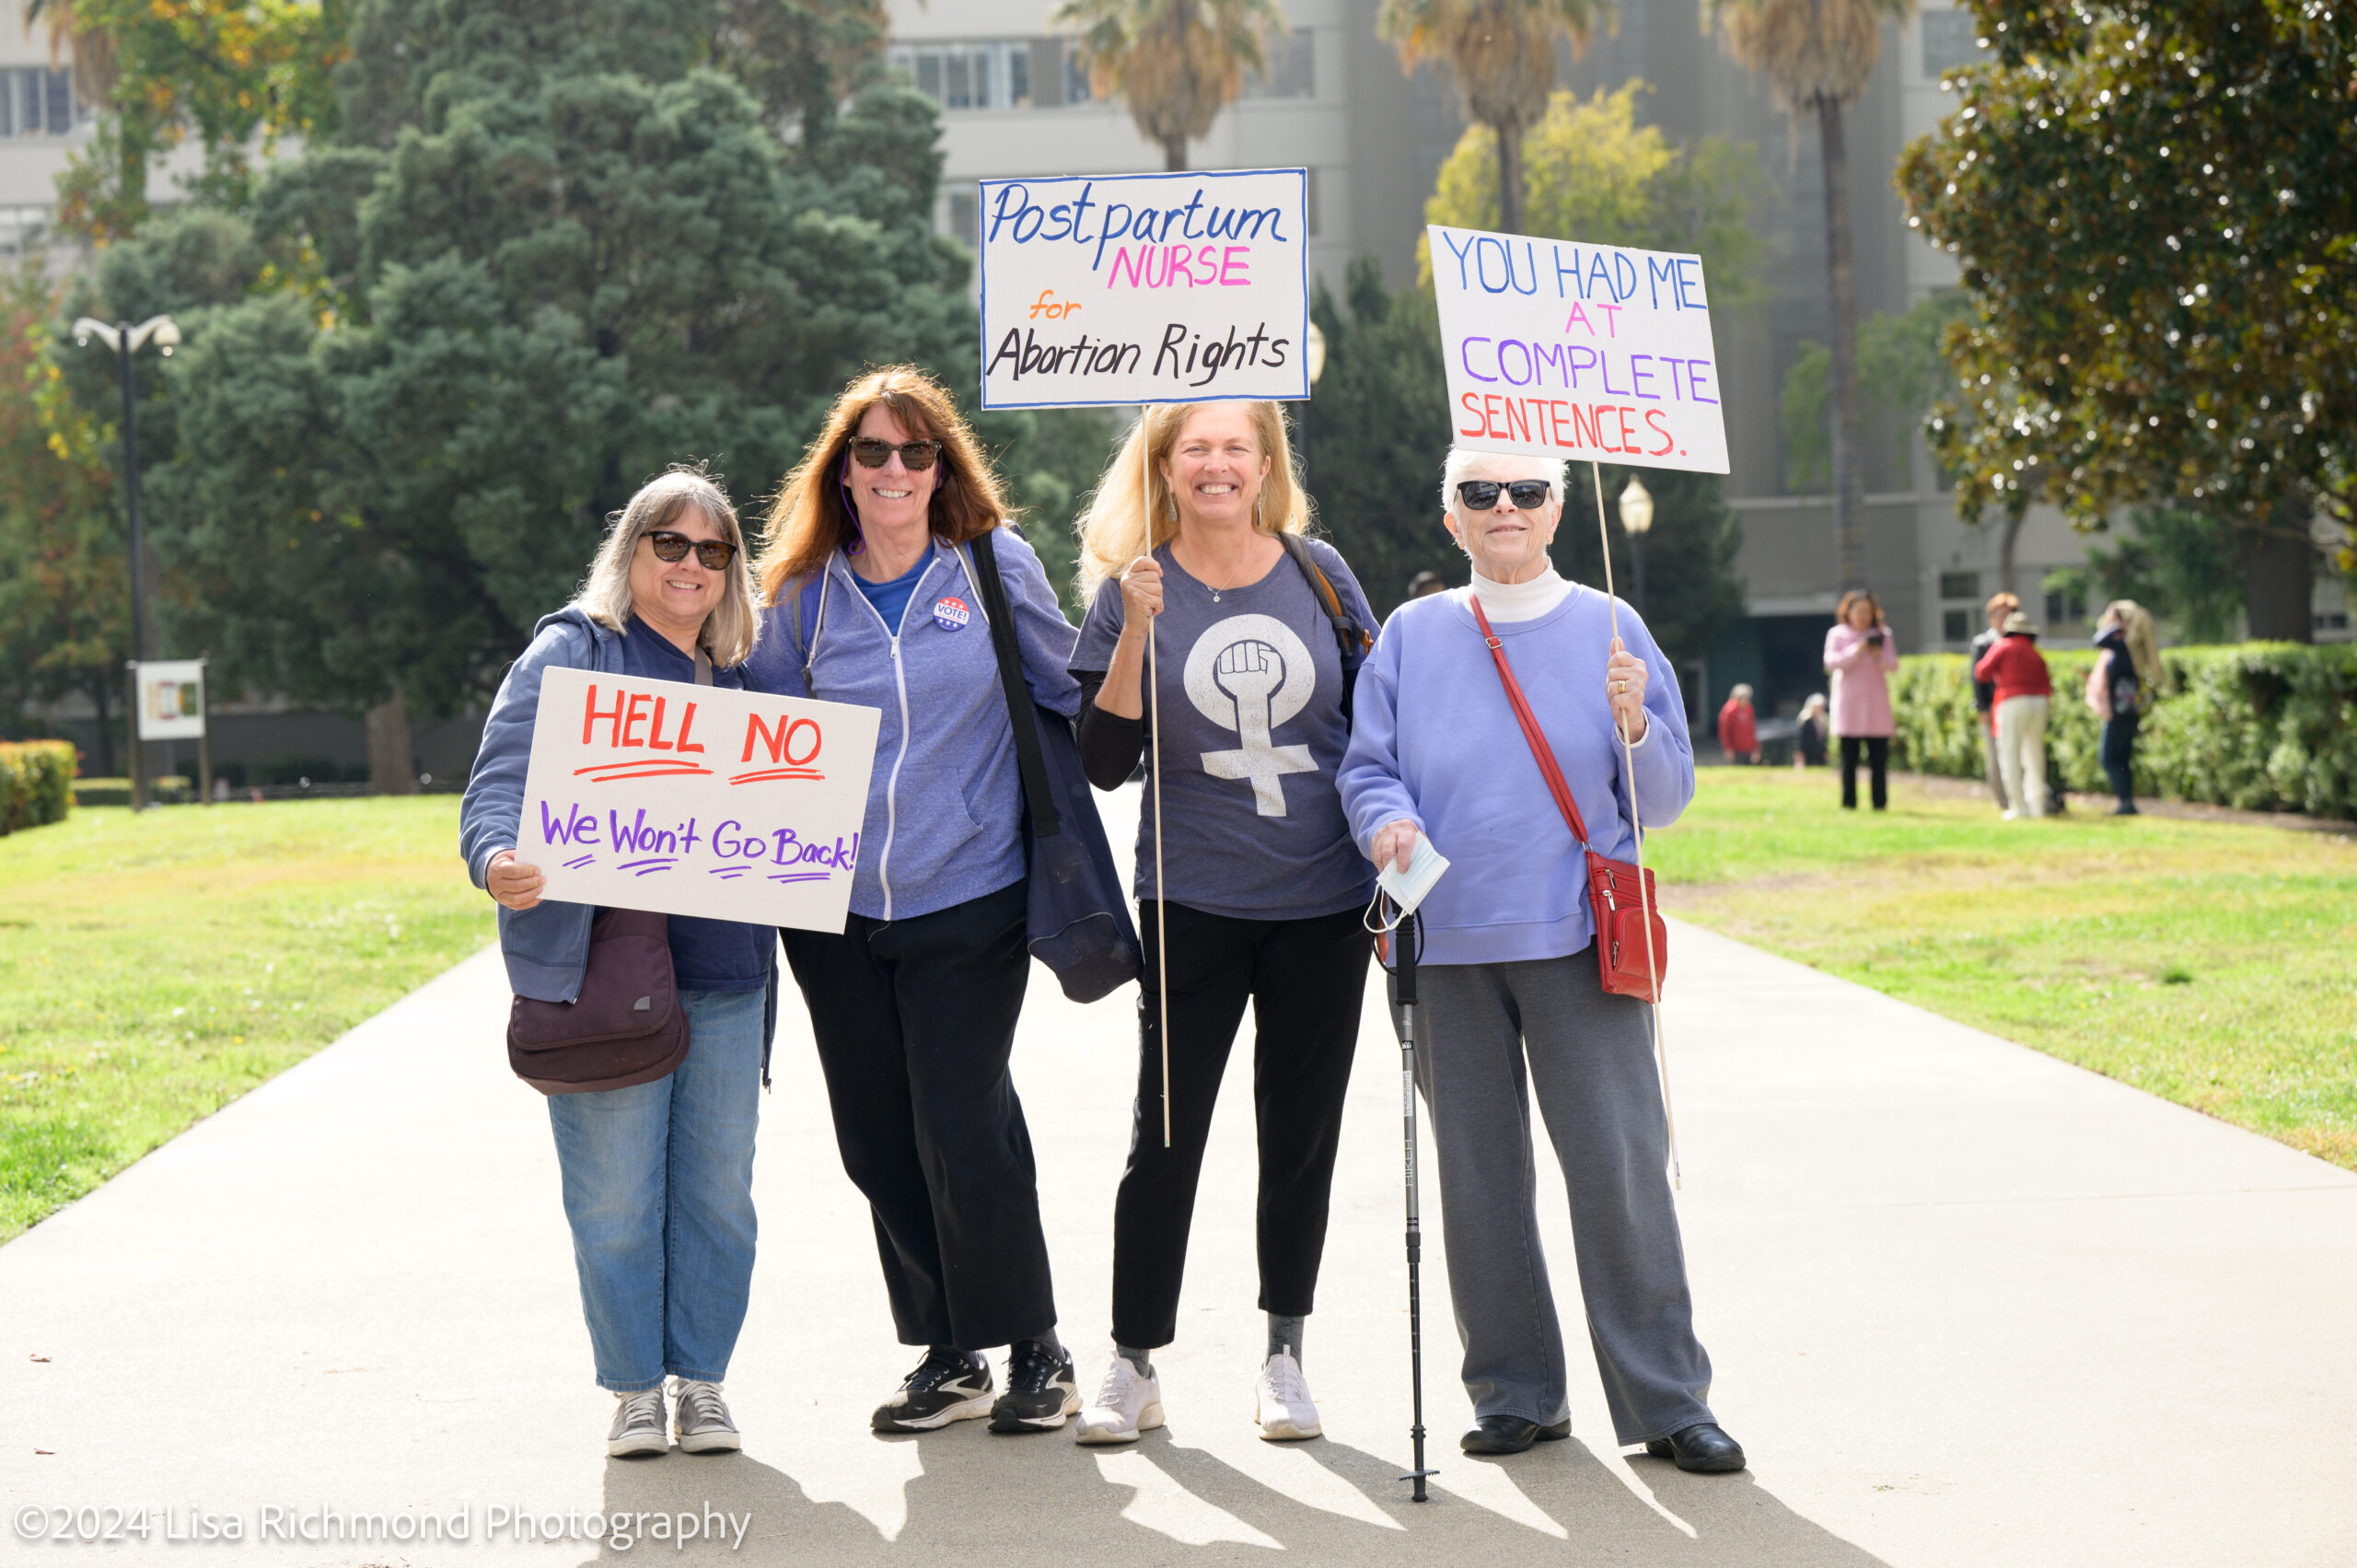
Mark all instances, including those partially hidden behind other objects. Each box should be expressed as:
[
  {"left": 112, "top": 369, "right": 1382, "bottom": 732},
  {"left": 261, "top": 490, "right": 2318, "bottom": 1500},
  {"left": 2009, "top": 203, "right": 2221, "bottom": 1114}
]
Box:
[
  {"left": 644, "top": 530, "right": 737, "bottom": 571},
  {"left": 1456, "top": 479, "right": 1553, "bottom": 511},
  {"left": 848, "top": 436, "right": 944, "bottom": 470}
]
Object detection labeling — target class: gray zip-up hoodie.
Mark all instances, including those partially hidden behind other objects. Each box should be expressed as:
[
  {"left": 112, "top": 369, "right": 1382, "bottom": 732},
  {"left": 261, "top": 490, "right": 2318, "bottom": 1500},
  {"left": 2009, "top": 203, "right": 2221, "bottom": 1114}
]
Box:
[{"left": 741, "top": 527, "right": 1079, "bottom": 923}]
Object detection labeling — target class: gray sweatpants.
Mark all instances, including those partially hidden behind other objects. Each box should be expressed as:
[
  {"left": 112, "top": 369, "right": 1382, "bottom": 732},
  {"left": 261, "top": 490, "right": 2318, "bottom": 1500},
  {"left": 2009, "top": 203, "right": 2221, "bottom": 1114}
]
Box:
[{"left": 1415, "top": 952, "right": 1716, "bottom": 1445}]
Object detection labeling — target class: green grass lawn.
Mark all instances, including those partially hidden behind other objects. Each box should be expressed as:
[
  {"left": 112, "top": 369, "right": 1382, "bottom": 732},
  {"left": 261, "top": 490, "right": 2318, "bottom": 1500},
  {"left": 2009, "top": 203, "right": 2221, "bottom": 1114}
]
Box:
[
  {"left": 0, "top": 798, "right": 492, "bottom": 1240},
  {"left": 1650, "top": 768, "right": 2357, "bottom": 1169}
]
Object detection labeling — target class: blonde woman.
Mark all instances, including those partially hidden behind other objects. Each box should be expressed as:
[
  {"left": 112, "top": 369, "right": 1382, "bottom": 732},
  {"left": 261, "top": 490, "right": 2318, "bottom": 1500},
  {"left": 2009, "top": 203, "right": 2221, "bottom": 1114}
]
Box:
[
  {"left": 459, "top": 467, "right": 772, "bottom": 1458},
  {"left": 2090, "top": 599, "right": 2161, "bottom": 814},
  {"left": 742, "top": 367, "right": 1086, "bottom": 1437},
  {"left": 1063, "top": 401, "right": 1378, "bottom": 1446}
]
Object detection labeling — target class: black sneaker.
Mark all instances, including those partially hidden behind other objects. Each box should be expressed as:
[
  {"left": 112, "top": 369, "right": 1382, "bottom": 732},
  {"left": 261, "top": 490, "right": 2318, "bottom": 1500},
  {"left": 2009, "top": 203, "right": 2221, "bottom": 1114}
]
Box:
[
  {"left": 871, "top": 1348, "right": 993, "bottom": 1433},
  {"left": 988, "top": 1340, "right": 1080, "bottom": 1433}
]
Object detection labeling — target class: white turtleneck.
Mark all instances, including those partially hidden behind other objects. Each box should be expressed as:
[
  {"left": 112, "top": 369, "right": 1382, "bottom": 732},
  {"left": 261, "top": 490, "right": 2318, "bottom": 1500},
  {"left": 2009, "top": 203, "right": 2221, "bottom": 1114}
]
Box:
[{"left": 1466, "top": 563, "right": 1574, "bottom": 622}]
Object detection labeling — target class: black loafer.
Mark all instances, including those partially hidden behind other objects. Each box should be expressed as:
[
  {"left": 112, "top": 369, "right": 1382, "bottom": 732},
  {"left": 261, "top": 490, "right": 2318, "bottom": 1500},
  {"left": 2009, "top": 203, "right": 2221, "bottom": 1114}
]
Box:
[
  {"left": 1460, "top": 1415, "right": 1571, "bottom": 1455},
  {"left": 1643, "top": 1423, "right": 1747, "bottom": 1473}
]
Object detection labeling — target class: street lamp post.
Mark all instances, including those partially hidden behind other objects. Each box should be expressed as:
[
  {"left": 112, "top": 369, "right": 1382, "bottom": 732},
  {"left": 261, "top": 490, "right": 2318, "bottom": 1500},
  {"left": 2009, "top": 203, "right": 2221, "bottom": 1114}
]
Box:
[
  {"left": 1618, "top": 473, "right": 1655, "bottom": 617},
  {"left": 72, "top": 313, "right": 179, "bottom": 811}
]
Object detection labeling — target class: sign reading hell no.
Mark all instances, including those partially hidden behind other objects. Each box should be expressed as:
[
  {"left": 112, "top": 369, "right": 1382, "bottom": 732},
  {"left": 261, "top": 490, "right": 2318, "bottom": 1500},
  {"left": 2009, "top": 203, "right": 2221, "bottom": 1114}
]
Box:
[{"left": 518, "top": 668, "right": 882, "bottom": 932}]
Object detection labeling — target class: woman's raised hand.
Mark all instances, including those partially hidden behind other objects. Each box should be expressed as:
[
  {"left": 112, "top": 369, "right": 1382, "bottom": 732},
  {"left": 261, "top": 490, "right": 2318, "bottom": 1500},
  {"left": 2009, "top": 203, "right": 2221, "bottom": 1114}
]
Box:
[
  {"left": 486, "top": 850, "right": 545, "bottom": 912},
  {"left": 1606, "top": 639, "right": 1650, "bottom": 743},
  {"left": 1118, "top": 554, "right": 1164, "bottom": 633}
]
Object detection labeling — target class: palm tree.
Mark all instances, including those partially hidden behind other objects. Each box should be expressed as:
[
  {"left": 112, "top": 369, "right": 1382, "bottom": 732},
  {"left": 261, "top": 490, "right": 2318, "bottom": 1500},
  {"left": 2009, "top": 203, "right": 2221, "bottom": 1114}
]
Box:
[
  {"left": 1377, "top": 0, "right": 1608, "bottom": 237},
  {"left": 1054, "top": 0, "right": 1285, "bottom": 172},
  {"left": 1707, "top": 0, "right": 1915, "bottom": 590}
]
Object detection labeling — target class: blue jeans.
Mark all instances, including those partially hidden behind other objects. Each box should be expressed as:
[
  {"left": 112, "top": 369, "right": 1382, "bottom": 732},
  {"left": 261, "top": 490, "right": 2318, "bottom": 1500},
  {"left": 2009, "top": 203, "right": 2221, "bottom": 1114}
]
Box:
[{"left": 546, "top": 987, "right": 765, "bottom": 1391}]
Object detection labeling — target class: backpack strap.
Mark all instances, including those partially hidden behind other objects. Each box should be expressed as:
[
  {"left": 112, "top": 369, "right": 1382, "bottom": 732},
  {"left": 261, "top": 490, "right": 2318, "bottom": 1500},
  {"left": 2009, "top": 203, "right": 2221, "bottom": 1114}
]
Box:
[
  {"left": 1275, "top": 532, "right": 1374, "bottom": 721},
  {"left": 785, "top": 568, "right": 830, "bottom": 695}
]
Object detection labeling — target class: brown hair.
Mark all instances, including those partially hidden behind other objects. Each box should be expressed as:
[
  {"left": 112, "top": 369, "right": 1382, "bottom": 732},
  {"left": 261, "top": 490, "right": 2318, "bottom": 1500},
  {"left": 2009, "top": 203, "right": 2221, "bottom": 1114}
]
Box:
[
  {"left": 1074, "top": 401, "right": 1309, "bottom": 599},
  {"left": 1985, "top": 590, "right": 2021, "bottom": 618},
  {"left": 1836, "top": 589, "right": 1884, "bottom": 628},
  {"left": 755, "top": 366, "right": 1011, "bottom": 602}
]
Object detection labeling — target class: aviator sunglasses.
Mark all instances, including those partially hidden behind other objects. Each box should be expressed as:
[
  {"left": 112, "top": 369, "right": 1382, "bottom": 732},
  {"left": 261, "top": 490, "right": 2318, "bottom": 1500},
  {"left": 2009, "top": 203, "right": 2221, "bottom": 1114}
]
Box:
[
  {"left": 644, "top": 529, "right": 738, "bottom": 571},
  {"left": 1456, "top": 479, "right": 1553, "bottom": 511},
  {"left": 848, "top": 436, "right": 945, "bottom": 470}
]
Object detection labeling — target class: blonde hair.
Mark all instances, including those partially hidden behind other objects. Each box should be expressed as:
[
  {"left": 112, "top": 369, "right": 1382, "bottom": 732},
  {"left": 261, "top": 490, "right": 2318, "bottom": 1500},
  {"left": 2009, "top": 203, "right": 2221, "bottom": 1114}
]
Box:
[
  {"left": 1075, "top": 401, "right": 1309, "bottom": 600},
  {"left": 756, "top": 366, "right": 1011, "bottom": 601},
  {"left": 575, "top": 466, "right": 758, "bottom": 668},
  {"left": 2105, "top": 598, "right": 2163, "bottom": 689}
]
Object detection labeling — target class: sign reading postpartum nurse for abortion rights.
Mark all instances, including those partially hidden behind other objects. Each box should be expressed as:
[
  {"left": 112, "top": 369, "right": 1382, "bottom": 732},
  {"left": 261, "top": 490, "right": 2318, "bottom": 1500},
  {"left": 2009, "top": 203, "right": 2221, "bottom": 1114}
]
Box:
[
  {"left": 978, "top": 168, "right": 1310, "bottom": 409},
  {"left": 1428, "top": 223, "right": 1731, "bottom": 475}
]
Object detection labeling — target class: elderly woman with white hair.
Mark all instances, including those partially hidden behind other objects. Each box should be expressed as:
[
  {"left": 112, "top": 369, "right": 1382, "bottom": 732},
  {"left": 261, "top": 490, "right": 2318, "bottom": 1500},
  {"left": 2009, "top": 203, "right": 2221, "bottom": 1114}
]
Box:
[
  {"left": 460, "top": 467, "right": 774, "bottom": 1459},
  {"left": 1338, "top": 450, "right": 1744, "bottom": 1473}
]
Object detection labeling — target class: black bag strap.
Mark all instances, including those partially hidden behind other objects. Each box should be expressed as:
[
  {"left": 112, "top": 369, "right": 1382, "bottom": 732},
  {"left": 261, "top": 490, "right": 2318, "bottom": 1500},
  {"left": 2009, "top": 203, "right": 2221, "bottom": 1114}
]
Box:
[
  {"left": 785, "top": 569, "right": 830, "bottom": 694},
  {"left": 964, "top": 530, "right": 1063, "bottom": 839},
  {"left": 1275, "top": 531, "right": 1373, "bottom": 719}
]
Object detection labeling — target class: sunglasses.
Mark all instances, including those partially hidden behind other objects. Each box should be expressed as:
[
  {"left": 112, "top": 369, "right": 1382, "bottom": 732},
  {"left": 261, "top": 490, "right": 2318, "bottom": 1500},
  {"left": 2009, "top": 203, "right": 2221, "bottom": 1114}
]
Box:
[
  {"left": 1456, "top": 479, "right": 1553, "bottom": 511},
  {"left": 848, "top": 436, "right": 944, "bottom": 470},
  {"left": 644, "top": 530, "right": 738, "bottom": 571}
]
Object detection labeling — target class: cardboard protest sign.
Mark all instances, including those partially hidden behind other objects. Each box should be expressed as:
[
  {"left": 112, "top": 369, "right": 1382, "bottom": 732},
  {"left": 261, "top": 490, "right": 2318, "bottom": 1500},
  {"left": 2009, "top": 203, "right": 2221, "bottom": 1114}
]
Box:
[
  {"left": 978, "top": 168, "right": 1309, "bottom": 410},
  {"left": 519, "top": 668, "right": 880, "bottom": 932},
  {"left": 1428, "top": 224, "right": 1729, "bottom": 474}
]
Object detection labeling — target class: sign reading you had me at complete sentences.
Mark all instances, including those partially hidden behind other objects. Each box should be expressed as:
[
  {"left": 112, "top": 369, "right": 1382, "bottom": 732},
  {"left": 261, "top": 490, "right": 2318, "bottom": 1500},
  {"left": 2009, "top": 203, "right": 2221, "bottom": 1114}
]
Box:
[
  {"left": 520, "top": 668, "right": 881, "bottom": 932},
  {"left": 979, "top": 168, "right": 1309, "bottom": 409},
  {"left": 1429, "top": 223, "right": 1730, "bottom": 474}
]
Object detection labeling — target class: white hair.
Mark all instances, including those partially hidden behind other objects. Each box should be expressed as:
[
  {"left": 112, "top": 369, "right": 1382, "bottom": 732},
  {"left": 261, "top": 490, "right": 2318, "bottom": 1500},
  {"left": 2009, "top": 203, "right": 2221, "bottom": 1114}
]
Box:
[
  {"left": 1439, "top": 447, "right": 1570, "bottom": 516},
  {"left": 575, "top": 467, "right": 760, "bottom": 668}
]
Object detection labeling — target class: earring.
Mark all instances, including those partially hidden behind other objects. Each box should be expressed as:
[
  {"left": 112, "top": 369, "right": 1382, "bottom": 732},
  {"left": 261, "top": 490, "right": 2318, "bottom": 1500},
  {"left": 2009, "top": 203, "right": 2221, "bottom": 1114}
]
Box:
[
  {"left": 1253, "top": 493, "right": 1264, "bottom": 528},
  {"left": 1166, "top": 493, "right": 1178, "bottom": 522}
]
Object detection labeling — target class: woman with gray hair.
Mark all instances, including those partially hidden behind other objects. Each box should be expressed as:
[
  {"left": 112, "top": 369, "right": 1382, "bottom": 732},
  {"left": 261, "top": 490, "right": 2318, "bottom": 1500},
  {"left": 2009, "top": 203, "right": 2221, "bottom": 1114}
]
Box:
[
  {"left": 459, "top": 466, "right": 775, "bottom": 1459},
  {"left": 1338, "top": 449, "right": 1744, "bottom": 1472}
]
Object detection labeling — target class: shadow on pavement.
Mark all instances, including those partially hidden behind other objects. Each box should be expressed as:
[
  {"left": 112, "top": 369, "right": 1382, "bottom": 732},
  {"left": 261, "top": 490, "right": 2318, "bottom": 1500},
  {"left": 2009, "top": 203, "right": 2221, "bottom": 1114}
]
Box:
[{"left": 586, "top": 1423, "right": 1892, "bottom": 1567}]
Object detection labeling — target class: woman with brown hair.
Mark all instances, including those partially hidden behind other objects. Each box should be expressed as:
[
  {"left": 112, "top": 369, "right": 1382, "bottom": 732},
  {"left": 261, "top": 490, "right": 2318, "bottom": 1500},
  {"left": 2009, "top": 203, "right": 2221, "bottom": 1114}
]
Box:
[
  {"left": 743, "top": 366, "right": 1085, "bottom": 1436},
  {"left": 1823, "top": 589, "right": 1899, "bottom": 810}
]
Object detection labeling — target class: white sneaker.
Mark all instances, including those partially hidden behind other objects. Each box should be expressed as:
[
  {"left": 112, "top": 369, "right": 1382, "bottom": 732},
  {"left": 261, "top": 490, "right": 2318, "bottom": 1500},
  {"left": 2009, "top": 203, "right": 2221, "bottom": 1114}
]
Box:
[
  {"left": 1254, "top": 1350, "right": 1320, "bottom": 1441},
  {"left": 2001, "top": 808, "right": 2021, "bottom": 821},
  {"left": 671, "top": 1378, "right": 741, "bottom": 1454},
  {"left": 608, "top": 1387, "right": 668, "bottom": 1457},
  {"left": 1074, "top": 1354, "right": 1164, "bottom": 1445}
]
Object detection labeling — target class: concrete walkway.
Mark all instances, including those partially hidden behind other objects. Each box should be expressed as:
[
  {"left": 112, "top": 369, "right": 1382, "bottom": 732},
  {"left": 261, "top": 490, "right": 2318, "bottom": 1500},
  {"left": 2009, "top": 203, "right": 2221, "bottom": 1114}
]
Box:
[{"left": 4, "top": 785, "right": 2353, "bottom": 1566}]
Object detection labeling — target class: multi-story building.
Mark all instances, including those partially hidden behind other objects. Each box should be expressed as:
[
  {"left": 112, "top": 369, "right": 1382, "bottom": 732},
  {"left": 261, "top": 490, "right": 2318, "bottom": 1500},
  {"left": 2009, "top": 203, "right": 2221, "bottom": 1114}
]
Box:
[{"left": 0, "top": 2, "right": 91, "bottom": 267}]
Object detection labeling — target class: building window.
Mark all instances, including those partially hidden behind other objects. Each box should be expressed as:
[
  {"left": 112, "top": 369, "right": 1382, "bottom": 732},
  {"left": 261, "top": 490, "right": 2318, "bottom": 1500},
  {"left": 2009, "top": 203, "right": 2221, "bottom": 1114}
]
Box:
[
  {"left": 1943, "top": 609, "right": 1970, "bottom": 643},
  {"left": 2045, "top": 584, "right": 2086, "bottom": 625},
  {"left": 1921, "top": 11, "right": 1988, "bottom": 77},
  {"left": 889, "top": 41, "right": 1043, "bottom": 111},
  {"left": 946, "top": 190, "right": 980, "bottom": 249},
  {"left": 3, "top": 68, "right": 77, "bottom": 137},
  {"left": 1305, "top": 168, "right": 1319, "bottom": 237},
  {"left": 1242, "top": 29, "right": 1317, "bottom": 99},
  {"left": 1938, "top": 570, "right": 1980, "bottom": 602}
]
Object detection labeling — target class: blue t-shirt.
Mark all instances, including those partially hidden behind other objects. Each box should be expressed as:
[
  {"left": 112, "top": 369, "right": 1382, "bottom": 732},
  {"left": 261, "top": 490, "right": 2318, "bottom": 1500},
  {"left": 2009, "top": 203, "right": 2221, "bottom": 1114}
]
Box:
[
  {"left": 620, "top": 616, "right": 775, "bottom": 993},
  {"left": 1070, "top": 538, "right": 1376, "bottom": 921},
  {"left": 849, "top": 554, "right": 929, "bottom": 633}
]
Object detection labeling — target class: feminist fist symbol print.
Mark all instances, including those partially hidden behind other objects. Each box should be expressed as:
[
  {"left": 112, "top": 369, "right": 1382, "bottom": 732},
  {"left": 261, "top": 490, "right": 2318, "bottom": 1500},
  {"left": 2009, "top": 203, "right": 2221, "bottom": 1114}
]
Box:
[{"left": 1183, "top": 614, "right": 1318, "bottom": 816}]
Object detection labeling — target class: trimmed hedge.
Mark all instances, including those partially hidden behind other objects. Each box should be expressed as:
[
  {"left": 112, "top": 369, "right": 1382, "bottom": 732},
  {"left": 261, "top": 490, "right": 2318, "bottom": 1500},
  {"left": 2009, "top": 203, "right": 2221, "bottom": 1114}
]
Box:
[
  {"left": 0, "top": 740, "right": 75, "bottom": 834},
  {"left": 1891, "top": 644, "right": 2357, "bottom": 819},
  {"left": 70, "top": 776, "right": 196, "bottom": 807}
]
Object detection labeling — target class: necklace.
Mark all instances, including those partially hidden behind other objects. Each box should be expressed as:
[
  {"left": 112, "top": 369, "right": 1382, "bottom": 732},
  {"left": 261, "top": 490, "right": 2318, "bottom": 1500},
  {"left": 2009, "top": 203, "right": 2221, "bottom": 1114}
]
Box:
[{"left": 1187, "top": 540, "right": 1255, "bottom": 602}]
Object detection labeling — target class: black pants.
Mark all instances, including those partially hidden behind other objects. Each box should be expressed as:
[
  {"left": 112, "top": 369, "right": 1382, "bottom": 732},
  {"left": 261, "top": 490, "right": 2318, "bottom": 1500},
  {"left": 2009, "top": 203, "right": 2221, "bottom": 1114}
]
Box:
[
  {"left": 2102, "top": 711, "right": 2142, "bottom": 807},
  {"left": 1114, "top": 900, "right": 1371, "bottom": 1349},
  {"left": 780, "top": 881, "right": 1053, "bottom": 1351},
  {"left": 1840, "top": 736, "right": 1889, "bottom": 810}
]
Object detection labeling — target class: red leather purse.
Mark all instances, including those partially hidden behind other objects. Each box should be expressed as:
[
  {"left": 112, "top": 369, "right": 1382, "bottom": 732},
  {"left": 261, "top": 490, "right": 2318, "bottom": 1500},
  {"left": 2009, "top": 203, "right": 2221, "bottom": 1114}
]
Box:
[{"left": 1469, "top": 598, "right": 1667, "bottom": 1003}]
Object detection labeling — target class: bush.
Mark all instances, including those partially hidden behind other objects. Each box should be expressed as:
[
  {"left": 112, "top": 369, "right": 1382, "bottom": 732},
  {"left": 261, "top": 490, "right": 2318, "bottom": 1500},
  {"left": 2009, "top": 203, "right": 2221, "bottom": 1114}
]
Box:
[
  {"left": 69, "top": 776, "right": 195, "bottom": 807},
  {"left": 1892, "top": 644, "right": 2357, "bottom": 819},
  {"left": 0, "top": 740, "right": 75, "bottom": 833}
]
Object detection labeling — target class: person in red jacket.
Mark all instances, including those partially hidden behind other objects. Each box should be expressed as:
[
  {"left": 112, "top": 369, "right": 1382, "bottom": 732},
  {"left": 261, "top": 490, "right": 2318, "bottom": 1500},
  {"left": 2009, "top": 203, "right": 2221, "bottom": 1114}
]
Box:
[
  {"left": 1972, "top": 611, "right": 2053, "bottom": 819},
  {"left": 1716, "top": 684, "right": 1760, "bottom": 764}
]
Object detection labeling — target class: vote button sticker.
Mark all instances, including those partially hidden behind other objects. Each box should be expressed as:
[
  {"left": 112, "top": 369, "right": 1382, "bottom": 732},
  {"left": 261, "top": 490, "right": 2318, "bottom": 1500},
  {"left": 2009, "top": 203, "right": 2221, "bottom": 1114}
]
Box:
[{"left": 934, "top": 596, "right": 972, "bottom": 633}]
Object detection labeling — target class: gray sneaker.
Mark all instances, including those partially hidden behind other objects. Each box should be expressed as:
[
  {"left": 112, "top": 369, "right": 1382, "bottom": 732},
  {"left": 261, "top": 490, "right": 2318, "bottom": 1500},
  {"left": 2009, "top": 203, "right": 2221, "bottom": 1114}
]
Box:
[
  {"left": 608, "top": 1387, "right": 668, "bottom": 1457},
  {"left": 672, "top": 1379, "right": 741, "bottom": 1454}
]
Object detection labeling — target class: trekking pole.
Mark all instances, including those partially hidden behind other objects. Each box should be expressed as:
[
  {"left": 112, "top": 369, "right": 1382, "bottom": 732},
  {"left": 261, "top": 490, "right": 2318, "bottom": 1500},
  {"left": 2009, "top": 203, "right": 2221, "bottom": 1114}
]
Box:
[
  {"left": 1590, "top": 461, "right": 1679, "bottom": 1188},
  {"left": 1392, "top": 905, "right": 1435, "bottom": 1501},
  {"left": 1145, "top": 445, "right": 1170, "bottom": 1148}
]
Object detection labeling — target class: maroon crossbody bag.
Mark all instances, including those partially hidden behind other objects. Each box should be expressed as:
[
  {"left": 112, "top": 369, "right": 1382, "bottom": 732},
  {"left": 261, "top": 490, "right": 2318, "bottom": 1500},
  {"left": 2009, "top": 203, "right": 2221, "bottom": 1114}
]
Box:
[{"left": 1469, "top": 598, "right": 1667, "bottom": 1003}]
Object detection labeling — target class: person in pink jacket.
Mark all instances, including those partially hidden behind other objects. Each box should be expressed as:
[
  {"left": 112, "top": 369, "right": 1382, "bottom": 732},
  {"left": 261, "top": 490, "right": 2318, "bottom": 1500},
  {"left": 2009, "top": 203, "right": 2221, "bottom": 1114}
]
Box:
[{"left": 1823, "top": 590, "right": 1899, "bottom": 810}]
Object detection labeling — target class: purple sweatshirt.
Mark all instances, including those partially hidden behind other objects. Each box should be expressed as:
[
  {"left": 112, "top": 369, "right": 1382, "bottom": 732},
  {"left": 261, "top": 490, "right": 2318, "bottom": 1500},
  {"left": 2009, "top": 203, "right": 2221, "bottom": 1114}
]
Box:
[{"left": 1337, "top": 585, "right": 1694, "bottom": 968}]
